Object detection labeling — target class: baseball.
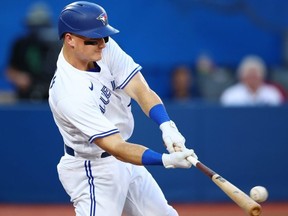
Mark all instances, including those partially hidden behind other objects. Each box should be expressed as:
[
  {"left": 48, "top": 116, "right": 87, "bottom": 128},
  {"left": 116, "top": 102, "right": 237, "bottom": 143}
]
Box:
[{"left": 250, "top": 186, "right": 268, "bottom": 202}]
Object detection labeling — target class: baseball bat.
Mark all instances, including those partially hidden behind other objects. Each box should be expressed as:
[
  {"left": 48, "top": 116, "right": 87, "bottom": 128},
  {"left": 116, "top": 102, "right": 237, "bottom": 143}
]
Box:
[{"left": 187, "top": 156, "right": 262, "bottom": 216}]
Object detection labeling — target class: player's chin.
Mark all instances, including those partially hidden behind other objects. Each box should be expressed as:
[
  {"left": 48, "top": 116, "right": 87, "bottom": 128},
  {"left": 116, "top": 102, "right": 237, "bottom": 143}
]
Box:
[{"left": 92, "top": 53, "right": 103, "bottom": 61}]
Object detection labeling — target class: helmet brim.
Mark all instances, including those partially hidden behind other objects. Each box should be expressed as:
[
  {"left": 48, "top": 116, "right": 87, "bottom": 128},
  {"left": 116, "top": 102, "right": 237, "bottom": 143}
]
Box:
[{"left": 76, "top": 24, "right": 119, "bottom": 39}]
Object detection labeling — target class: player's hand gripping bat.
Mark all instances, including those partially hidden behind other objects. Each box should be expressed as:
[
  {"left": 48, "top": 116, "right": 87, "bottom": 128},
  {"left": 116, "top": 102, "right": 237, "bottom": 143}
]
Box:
[{"left": 187, "top": 156, "right": 262, "bottom": 216}]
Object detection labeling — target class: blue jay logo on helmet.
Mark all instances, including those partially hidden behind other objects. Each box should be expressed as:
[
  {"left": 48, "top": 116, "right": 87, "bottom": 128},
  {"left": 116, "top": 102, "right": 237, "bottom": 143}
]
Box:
[{"left": 97, "top": 12, "right": 108, "bottom": 26}]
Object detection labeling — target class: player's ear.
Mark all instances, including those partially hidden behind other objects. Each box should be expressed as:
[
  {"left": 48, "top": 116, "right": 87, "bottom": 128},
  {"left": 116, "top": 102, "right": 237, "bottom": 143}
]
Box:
[{"left": 64, "top": 33, "right": 76, "bottom": 47}]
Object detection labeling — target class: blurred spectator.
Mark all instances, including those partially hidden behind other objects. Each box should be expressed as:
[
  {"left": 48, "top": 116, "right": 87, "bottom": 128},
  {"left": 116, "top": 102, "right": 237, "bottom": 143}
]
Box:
[
  {"left": 0, "top": 65, "right": 16, "bottom": 104},
  {"left": 220, "top": 55, "right": 283, "bottom": 106},
  {"left": 169, "top": 65, "right": 200, "bottom": 101},
  {"left": 195, "top": 54, "right": 215, "bottom": 75},
  {"left": 195, "top": 54, "right": 235, "bottom": 102},
  {"left": 268, "top": 67, "right": 288, "bottom": 102},
  {"left": 5, "top": 2, "right": 61, "bottom": 102}
]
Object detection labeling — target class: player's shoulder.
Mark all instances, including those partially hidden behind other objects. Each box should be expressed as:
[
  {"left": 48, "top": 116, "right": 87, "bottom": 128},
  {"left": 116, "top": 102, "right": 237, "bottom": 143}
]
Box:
[
  {"left": 50, "top": 72, "right": 93, "bottom": 105},
  {"left": 103, "top": 37, "right": 122, "bottom": 54},
  {"left": 106, "top": 37, "right": 118, "bottom": 47},
  {"left": 50, "top": 86, "right": 95, "bottom": 115}
]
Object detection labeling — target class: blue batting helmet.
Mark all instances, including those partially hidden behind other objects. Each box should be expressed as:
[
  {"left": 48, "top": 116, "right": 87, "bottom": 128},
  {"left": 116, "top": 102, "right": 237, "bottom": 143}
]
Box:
[{"left": 58, "top": 1, "right": 119, "bottom": 39}]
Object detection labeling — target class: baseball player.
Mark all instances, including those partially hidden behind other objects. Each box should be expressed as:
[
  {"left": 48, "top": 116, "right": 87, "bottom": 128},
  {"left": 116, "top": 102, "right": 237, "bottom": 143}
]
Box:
[{"left": 49, "top": 1, "right": 198, "bottom": 216}]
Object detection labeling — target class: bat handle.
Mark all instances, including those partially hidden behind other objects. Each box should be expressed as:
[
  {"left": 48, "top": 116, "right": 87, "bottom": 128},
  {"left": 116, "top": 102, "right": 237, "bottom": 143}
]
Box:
[
  {"left": 187, "top": 155, "right": 199, "bottom": 167},
  {"left": 187, "top": 156, "right": 216, "bottom": 178}
]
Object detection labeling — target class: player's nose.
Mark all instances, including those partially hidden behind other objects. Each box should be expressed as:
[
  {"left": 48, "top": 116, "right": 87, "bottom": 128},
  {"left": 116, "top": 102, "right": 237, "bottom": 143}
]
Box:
[{"left": 98, "top": 38, "right": 106, "bottom": 48}]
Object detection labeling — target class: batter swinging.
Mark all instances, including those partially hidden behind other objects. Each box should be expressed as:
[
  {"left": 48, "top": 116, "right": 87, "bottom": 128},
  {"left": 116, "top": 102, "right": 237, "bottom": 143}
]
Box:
[{"left": 49, "top": 1, "right": 198, "bottom": 216}]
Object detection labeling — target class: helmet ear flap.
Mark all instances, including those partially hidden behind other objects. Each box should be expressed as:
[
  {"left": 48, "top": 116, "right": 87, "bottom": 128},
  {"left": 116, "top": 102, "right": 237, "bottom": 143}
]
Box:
[{"left": 104, "top": 36, "right": 109, "bottom": 43}]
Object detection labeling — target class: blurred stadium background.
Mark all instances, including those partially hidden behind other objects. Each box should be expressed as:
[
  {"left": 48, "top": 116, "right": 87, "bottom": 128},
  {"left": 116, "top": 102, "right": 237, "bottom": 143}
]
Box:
[{"left": 0, "top": 0, "right": 288, "bottom": 215}]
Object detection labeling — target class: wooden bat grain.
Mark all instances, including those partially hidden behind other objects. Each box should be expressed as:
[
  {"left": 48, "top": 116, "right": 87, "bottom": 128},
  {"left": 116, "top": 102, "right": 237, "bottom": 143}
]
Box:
[{"left": 187, "top": 157, "right": 262, "bottom": 216}]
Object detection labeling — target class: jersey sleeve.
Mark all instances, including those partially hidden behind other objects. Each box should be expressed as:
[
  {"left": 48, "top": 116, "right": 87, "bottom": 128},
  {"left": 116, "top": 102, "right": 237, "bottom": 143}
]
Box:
[
  {"left": 104, "top": 38, "right": 142, "bottom": 89},
  {"left": 57, "top": 96, "right": 119, "bottom": 143}
]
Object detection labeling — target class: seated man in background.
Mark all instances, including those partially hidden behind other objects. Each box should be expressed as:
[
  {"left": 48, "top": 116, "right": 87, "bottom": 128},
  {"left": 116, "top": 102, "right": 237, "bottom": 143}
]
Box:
[
  {"left": 220, "top": 55, "right": 283, "bottom": 106},
  {"left": 5, "top": 2, "right": 61, "bottom": 102}
]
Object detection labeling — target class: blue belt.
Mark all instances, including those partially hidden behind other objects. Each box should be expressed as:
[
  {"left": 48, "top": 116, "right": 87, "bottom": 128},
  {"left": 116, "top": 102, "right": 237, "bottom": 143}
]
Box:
[{"left": 65, "top": 144, "right": 111, "bottom": 158}]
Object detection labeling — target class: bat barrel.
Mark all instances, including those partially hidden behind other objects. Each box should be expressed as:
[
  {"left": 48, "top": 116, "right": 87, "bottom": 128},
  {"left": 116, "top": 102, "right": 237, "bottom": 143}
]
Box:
[
  {"left": 211, "top": 174, "right": 262, "bottom": 216},
  {"left": 187, "top": 157, "right": 262, "bottom": 216}
]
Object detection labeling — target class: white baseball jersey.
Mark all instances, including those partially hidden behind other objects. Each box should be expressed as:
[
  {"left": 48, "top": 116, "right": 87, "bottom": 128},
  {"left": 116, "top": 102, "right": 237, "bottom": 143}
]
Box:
[
  {"left": 49, "top": 38, "right": 178, "bottom": 216},
  {"left": 49, "top": 38, "right": 142, "bottom": 157}
]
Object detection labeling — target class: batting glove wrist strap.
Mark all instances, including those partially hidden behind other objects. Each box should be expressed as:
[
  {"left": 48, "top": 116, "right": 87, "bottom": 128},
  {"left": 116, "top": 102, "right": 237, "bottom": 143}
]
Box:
[{"left": 159, "top": 120, "right": 177, "bottom": 131}]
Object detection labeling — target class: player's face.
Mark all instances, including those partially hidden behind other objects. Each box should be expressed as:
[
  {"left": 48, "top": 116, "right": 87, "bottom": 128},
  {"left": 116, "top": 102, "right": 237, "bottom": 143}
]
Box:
[{"left": 71, "top": 34, "right": 106, "bottom": 62}]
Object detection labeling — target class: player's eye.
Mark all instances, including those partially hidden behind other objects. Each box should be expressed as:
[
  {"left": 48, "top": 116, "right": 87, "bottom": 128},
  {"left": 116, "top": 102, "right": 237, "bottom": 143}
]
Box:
[{"left": 84, "top": 40, "right": 99, "bottom": 45}]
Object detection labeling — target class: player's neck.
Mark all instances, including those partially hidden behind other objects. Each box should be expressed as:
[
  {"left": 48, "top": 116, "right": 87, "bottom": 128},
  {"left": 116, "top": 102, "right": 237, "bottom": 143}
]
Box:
[{"left": 63, "top": 46, "right": 90, "bottom": 71}]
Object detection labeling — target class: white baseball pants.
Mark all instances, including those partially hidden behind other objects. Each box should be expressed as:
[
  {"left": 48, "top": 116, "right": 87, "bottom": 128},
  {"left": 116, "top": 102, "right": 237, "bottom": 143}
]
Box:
[{"left": 57, "top": 154, "right": 178, "bottom": 216}]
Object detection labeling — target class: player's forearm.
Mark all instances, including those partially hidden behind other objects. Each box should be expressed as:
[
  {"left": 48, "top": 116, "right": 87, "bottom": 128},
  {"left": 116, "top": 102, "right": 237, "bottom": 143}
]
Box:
[
  {"left": 112, "top": 142, "right": 153, "bottom": 165},
  {"left": 124, "top": 72, "right": 164, "bottom": 116},
  {"left": 137, "top": 89, "right": 163, "bottom": 116},
  {"left": 94, "top": 134, "right": 163, "bottom": 165},
  {"left": 110, "top": 141, "right": 146, "bottom": 164},
  {"left": 94, "top": 134, "right": 194, "bottom": 168}
]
